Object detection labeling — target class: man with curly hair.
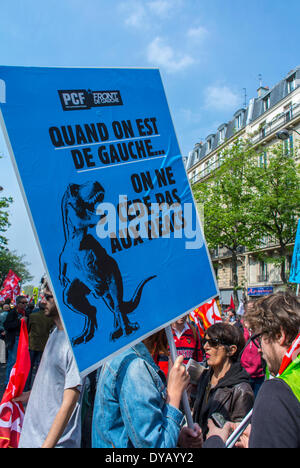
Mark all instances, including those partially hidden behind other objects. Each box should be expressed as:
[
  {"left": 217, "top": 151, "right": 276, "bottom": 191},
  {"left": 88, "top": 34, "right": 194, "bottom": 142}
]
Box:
[{"left": 205, "top": 291, "right": 300, "bottom": 448}]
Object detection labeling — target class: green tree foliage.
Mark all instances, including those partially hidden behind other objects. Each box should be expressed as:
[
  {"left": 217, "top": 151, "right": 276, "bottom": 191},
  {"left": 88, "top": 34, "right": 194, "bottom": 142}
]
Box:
[
  {"left": 0, "top": 153, "right": 12, "bottom": 248},
  {"left": 0, "top": 248, "right": 33, "bottom": 287},
  {"left": 193, "top": 138, "right": 300, "bottom": 303},
  {"left": 0, "top": 194, "right": 13, "bottom": 250},
  {"left": 248, "top": 144, "right": 300, "bottom": 283},
  {"left": 193, "top": 139, "right": 263, "bottom": 305}
]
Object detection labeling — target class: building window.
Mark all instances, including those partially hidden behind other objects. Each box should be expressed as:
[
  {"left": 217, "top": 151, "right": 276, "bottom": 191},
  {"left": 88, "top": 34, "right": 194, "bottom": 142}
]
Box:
[
  {"left": 207, "top": 139, "right": 212, "bottom": 151},
  {"left": 287, "top": 75, "right": 296, "bottom": 93},
  {"left": 284, "top": 103, "right": 293, "bottom": 122},
  {"left": 205, "top": 160, "right": 210, "bottom": 175},
  {"left": 211, "top": 155, "right": 217, "bottom": 170},
  {"left": 235, "top": 114, "right": 242, "bottom": 129},
  {"left": 263, "top": 95, "right": 270, "bottom": 112},
  {"left": 283, "top": 134, "right": 294, "bottom": 156},
  {"left": 260, "top": 121, "right": 266, "bottom": 138},
  {"left": 258, "top": 261, "right": 268, "bottom": 282},
  {"left": 259, "top": 151, "right": 267, "bottom": 168},
  {"left": 219, "top": 127, "right": 225, "bottom": 142}
]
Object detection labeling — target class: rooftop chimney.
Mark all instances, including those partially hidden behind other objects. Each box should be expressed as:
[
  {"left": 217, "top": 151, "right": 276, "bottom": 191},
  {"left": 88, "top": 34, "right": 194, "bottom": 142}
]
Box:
[
  {"left": 257, "top": 85, "right": 269, "bottom": 98},
  {"left": 257, "top": 74, "right": 269, "bottom": 98}
]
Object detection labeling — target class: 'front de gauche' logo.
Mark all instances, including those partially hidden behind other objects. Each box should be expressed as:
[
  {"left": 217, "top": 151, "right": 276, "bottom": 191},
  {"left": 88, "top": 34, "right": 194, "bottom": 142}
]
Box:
[{"left": 58, "top": 89, "right": 123, "bottom": 111}]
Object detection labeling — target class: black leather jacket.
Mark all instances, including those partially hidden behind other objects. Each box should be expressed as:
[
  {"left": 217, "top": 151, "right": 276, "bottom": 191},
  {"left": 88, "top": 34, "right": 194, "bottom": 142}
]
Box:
[{"left": 193, "top": 362, "right": 254, "bottom": 439}]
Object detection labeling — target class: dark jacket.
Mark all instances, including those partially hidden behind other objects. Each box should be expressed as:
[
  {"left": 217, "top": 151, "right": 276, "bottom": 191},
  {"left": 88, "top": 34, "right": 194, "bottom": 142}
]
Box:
[
  {"left": 204, "top": 378, "right": 300, "bottom": 448},
  {"left": 249, "top": 378, "right": 300, "bottom": 448},
  {"left": 3, "top": 307, "right": 29, "bottom": 348},
  {"left": 28, "top": 310, "right": 54, "bottom": 352},
  {"left": 193, "top": 362, "right": 254, "bottom": 439}
]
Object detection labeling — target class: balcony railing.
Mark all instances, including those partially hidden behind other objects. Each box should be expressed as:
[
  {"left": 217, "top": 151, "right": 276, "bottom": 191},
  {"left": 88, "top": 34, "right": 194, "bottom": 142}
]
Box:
[
  {"left": 251, "top": 235, "right": 278, "bottom": 251},
  {"left": 211, "top": 246, "right": 245, "bottom": 260},
  {"left": 189, "top": 102, "right": 300, "bottom": 186},
  {"left": 251, "top": 102, "right": 300, "bottom": 145},
  {"left": 190, "top": 159, "right": 223, "bottom": 185}
]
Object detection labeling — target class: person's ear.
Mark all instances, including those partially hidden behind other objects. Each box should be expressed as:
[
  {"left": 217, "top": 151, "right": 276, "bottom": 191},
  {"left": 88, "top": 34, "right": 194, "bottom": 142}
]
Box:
[
  {"left": 277, "top": 327, "right": 287, "bottom": 347},
  {"left": 228, "top": 345, "right": 237, "bottom": 357}
]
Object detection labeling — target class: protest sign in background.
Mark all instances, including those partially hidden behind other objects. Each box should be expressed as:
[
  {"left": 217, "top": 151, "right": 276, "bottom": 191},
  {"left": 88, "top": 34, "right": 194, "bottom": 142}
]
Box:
[
  {"left": 0, "top": 66, "right": 218, "bottom": 375},
  {"left": 290, "top": 219, "right": 300, "bottom": 285}
]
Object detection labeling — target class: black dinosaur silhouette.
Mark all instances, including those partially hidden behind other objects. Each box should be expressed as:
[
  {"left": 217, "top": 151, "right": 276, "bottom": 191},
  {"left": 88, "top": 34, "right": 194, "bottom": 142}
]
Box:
[{"left": 59, "top": 181, "right": 156, "bottom": 346}]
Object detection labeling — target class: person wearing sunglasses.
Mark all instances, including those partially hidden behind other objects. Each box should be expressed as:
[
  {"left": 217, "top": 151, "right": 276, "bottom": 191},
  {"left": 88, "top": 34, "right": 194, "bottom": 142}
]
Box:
[
  {"left": 204, "top": 291, "right": 300, "bottom": 449},
  {"left": 192, "top": 322, "right": 254, "bottom": 440},
  {"left": 234, "top": 291, "right": 300, "bottom": 448},
  {"left": 16, "top": 281, "right": 83, "bottom": 448}
]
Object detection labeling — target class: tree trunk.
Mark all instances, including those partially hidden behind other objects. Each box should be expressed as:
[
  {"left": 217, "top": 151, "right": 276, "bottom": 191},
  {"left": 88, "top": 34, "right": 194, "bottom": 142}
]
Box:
[{"left": 231, "top": 250, "right": 239, "bottom": 307}]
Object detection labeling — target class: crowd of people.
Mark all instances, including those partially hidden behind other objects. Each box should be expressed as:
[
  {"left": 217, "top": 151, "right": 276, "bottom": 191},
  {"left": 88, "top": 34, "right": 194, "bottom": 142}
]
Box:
[
  {"left": 0, "top": 284, "right": 299, "bottom": 449},
  {"left": 0, "top": 294, "right": 53, "bottom": 388}
]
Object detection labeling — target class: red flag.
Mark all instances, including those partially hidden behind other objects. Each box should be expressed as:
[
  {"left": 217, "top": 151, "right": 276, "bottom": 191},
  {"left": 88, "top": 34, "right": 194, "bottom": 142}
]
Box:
[
  {"left": 189, "top": 309, "right": 205, "bottom": 338},
  {"left": 230, "top": 295, "right": 235, "bottom": 311},
  {"left": 0, "top": 319, "right": 30, "bottom": 448},
  {"left": 0, "top": 270, "right": 21, "bottom": 303},
  {"left": 191, "top": 299, "right": 222, "bottom": 335},
  {"left": 278, "top": 332, "right": 300, "bottom": 376}
]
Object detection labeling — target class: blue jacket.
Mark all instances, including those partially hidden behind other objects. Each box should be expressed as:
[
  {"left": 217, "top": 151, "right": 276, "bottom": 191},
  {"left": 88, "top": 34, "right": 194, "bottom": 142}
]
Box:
[{"left": 92, "top": 342, "right": 184, "bottom": 448}]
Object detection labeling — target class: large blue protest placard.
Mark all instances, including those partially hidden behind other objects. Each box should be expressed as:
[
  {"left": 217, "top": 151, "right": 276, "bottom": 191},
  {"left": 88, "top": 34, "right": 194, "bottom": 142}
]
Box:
[
  {"left": 0, "top": 66, "right": 218, "bottom": 375},
  {"left": 289, "top": 220, "right": 300, "bottom": 284}
]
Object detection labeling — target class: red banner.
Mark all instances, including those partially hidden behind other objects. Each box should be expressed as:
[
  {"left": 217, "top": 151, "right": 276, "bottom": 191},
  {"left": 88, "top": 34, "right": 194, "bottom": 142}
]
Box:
[
  {"left": 190, "top": 299, "right": 222, "bottom": 337},
  {"left": 189, "top": 309, "right": 205, "bottom": 338},
  {"left": 0, "top": 319, "right": 30, "bottom": 448},
  {"left": 0, "top": 270, "right": 21, "bottom": 303}
]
